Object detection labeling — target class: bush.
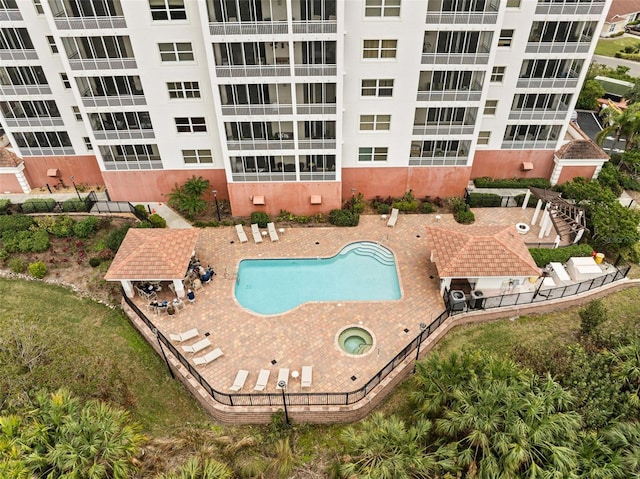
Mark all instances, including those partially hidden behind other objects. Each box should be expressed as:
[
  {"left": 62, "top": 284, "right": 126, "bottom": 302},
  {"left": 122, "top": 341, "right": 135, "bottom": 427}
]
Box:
[
  {"left": 515, "top": 194, "right": 538, "bottom": 208},
  {"left": 89, "top": 257, "right": 101, "bottom": 268},
  {"left": 329, "top": 209, "right": 359, "bottom": 226},
  {"left": 21, "top": 198, "right": 56, "bottom": 213},
  {"left": 454, "top": 209, "right": 475, "bottom": 224},
  {"left": 250, "top": 211, "right": 270, "bottom": 228},
  {"left": 8, "top": 257, "right": 26, "bottom": 273},
  {"left": 135, "top": 221, "right": 152, "bottom": 228},
  {"left": 106, "top": 224, "right": 132, "bottom": 252},
  {"left": 148, "top": 213, "right": 167, "bottom": 228},
  {"left": 579, "top": 300, "right": 608, "bottom": 336},
  {"left": 376, "top": 203, "right": 391, "bottom": 214},
  {"left": 421, "top": 201, "right": 436, "bottom": 214},
  {"left": 62, "top": 198, "right": 88, "bottom": 212},
  {"left": 473, "top": 177, "right": 552, "bottom": 189},
  {"left": 30, "top": 229, "right": 50, "bottom": 252},
  {"left": 28, "top": 261, "right": 48, "bottom": 279},
  {"left": 134, "top": 204, "right": 149, "bottom": 219},
  {"left": 97, "top": 248, "right": 114, "bottom": 260},
  {"left": 467, "top": 192, "right": 502, "bottom": 207},
  {"left": 0, "top": 199, "right": 10, "bottom": 214},
  {"left": 0, "top": 215, "right": 34, "bottom": 233},
  {"left": 296, "top": 215, "right": 311, "bottom": 224},
  {"left": 74, "top": 216, "right": 99, "bottom": 238},
  {"left": 393, "top": 190, "right": 419, "bottom": 212},
  {"left": 50, "top": 216, "right": 76, "bottom": 237},
  {"left": 528, "top": 244, "right": 594, "bottom": 267}
]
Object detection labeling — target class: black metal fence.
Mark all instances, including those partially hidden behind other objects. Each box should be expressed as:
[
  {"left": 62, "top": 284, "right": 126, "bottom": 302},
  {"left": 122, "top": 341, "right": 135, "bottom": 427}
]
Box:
[{"left": 122, "top": 290, "right": 450, "bottom": 407}]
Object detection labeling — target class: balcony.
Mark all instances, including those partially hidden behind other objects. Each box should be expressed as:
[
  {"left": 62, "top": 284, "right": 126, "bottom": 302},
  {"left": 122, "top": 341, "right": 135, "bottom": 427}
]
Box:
[
  {"left": 68, "top": 57, "right": 137, "bottom": 71},
  {"left": 425, "top": 11, "right": 497, "bottom": 24},
  {"left": 221, "top": 104, "right": 293, "bottom": 116},
  {"left": 93, "top": 130, "right": 155, "bottom": 141},
  {"left": 535, "top": 1, "right": 605, "bottom": 16},
  {"left": 232, "top": 172, "right": 297, "bottom": 182},
  {"left": 297, "top": 139, "right": 336, "bottom": 149},
  {"left": 215, "top": 65, "right": 291, "bottom": 78},
  {"left": 296, "top": 103, "right": 336, "bottom": 114},
  {"left": 294, "top": 65, "right": 337, "bottom": 76},
  {"left": 102, "top": 156, "right": 163, "bottom": 170},
  {"left": 4, "top": 117, "right": 65, "bottom": 128},
  {"left": 421, "top": 52, "right": 489, "bottom": 65},
  {"left": 291, "top": 20, "right": 337, "bottom": 34},
  {"left": 508, "top": 108, "right": 569, "bottom": 121},
  {"left": 412, "top": 124, "right": 475, "bottom": 136},
  {"left": 525, "top": 41, "right": 591, "bottom": 54},
  {"left": 501, "top": 139, "right": 558, "bottom": 150},
  {"left": 0, "top": 84, "right": 51, "bottom": 95},
  {"left": 80, "top": 94, "right": 146, "bottom": 108},
  {"left": 227, "top": 139, "right": 295, "bottom": 150},
  {"left": 516, "top": 77, "right": 579, "bottom": 89},
  {"left": 53, "top": 16, "right": 127, "bottom": 29},
  {"left": 408, "top": 155, "right": 469, "bottom": 166},
  {"left": 416, "top": 89, "right": 482, "bottom": 102},
  {"left": 19, "top": 146, "right": 75, "bottom": 156},
  {"left": 0, "top": 8, "right": 22, "bottom": 21},
  {"left": 209, "top": 20, "right": 288, "bottom": 35},
  {"left": 0, "top": 49, "right": 38, "bottom": 61}
]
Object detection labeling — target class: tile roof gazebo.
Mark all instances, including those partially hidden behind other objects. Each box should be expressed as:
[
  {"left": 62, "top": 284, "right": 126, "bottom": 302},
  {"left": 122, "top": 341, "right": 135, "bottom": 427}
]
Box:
[
  {"left": 425, "top": 224, "right": 541, "bottom": 297},
  {"left": 104, "top": 228, "right": 199, "bottom": 299}
]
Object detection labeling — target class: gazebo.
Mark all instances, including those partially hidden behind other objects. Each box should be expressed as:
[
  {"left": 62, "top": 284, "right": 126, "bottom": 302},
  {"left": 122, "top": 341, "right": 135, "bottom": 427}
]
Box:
[{"left": 104, "top": 228, "right": 199, "bottom": 298}]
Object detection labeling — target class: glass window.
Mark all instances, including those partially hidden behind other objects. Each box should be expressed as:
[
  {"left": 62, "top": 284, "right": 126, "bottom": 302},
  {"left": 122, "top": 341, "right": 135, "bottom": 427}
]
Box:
[
  {"left": 359, "top": 114, "right": 391, "bottom": 131},
  {"left": 477, "top": 131, "right": 490, "bottom": 145},
  {"left": 498, "top": 30, "right": 514, "bottom": 47},
  {"left": 364, "top": 0, "right": 400, "bottom": 17},
  {"left": 363, "top": 39, "right": 397, "bottom": 59},
  {"left": 149, "top": 0, "right": 186, "bottom": 20},
  {"left": 490, "top": 66, "right": 505, "bottom": 83},
  {"left": 167, "top": 81, "right": 200, "bottom": 98},
  {"left": 358, "top": 147, "right": 388, "bottom": 161},
  {"left": 182, "top": 149, "right": 213, "bottom": 163},
  {"left": 175, "top": 117, "right": 206, "bottom": 133},
  {"left": 361, "top": 79, "right": 394, "bottom": 97},
  {"left": 484, "top": 100, "right": 497, "bottom": 115},
  {"left": 159, "top": 42, "right": 193, "bottom": 62}
]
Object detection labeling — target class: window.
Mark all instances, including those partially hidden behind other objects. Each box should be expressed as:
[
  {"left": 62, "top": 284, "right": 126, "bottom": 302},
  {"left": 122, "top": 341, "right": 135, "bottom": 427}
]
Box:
[
  {"left": 506, "top": 0, "right": 520, "bottom": 7},
  {"left": 361, "top": 79, "right": 394, "bottom": 97},
  {"left": 159, "top": 42, "right": 193, "bottom": 62},
  {"left": 33, "top": 0, "right": 43, "bottom": 14},
  {"left": 72, "top": 106, "right": 82, "bottom": 120},
  {"left": 477, "top": 131, "right": 490, "bottom": 145},
  {"left": 167, "top": 81, "right": 200, "bottom": 99},
  {"left": 360, "top": 114, "right": 391, "bottom": 131},
  {"left": 484, "top": 100, "right": 497, "bottom": 115},
  {"left": 61, "top": 73, "right": 71, "bottom": 88},
  {"left": 149, "top": 0, "right": 186, "bottom": 20},
  {"left": 498, "top": 30, "right": 513, "bottom": 47},
  {"left": 47, "top": 36, "right": 58, "bottom": 54},
  {"left": 363, "top": 39, "right": 397, "bottom": 59},
  {"left": 490, "top": 66, "right": 505, "bottom": 83},
  {"left": 175, "top": 117, "right": 206, "bottom": 133},
  {"left": 358, "top": 147, "right": 388, "bottom": 161},
  {"left": 182, "top": 149, "right": 213, "bottom": 164},
  {"left": 364, "top": 0, "right": 400, "bottom": 17},
  {"left": 83, "top": 137, "right": 93, "bottom": 150}
]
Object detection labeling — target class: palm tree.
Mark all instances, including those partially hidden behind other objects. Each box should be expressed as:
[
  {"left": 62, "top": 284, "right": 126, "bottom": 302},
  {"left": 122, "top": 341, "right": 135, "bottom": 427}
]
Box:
[
  {"left": 156, "top": 456, "right": 233, "bottom": 479},
  {"left": 609, "top": 341, "right": 640, "bottom": 408},
  {"left": 596, "top": 103, "right": 640, "bottom": 152}
]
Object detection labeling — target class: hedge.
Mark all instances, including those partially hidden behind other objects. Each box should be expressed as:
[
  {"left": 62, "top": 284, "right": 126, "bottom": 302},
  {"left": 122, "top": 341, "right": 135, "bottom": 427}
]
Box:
[
  {"left": 329, "top": 209, "right": 359, "bottom": 226},
  {"left": 21, "top": 198, "right": 56, "bottom": 213},
  {"left": 467, "top": 193, "right": 502, "bottom": 207},
  {"left": 0, "top": 199, "right": 9, "bottom": 214},
  {"left": 528, "top": 244, "right": 594, "bottom": 267},
  {"left": 250, "top": 211, "right": 270, "bottom": 228},
  {"left": 515, "top": 194, "right": 538, "bottom": 208},
  {"left": 473, "top": 177, "right": 551, "bottom": 189},
  {"left": 62, "top": 198, "right": 88, "bottom": 212},
  {"left": 0, "top": 215, "right": 34, "bottom": 234}
]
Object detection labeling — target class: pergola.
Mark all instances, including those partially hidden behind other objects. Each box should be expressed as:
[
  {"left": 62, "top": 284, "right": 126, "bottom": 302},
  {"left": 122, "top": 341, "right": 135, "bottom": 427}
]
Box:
[
  {"left": 104, "top": 228, "right": 199, "bottom": 298},
  {"left": 528, "top": 187, "right": 587, "bottom": 244}
]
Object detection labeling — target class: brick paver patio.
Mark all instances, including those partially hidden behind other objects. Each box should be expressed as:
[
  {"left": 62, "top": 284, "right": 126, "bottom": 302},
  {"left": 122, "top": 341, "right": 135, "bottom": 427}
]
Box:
[{"left": 136, "top": 208, "right": 548, "bottom": 395}]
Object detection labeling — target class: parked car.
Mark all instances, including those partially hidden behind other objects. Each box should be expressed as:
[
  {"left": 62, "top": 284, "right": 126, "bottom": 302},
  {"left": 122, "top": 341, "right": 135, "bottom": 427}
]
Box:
[{"left": 625, "top": 24, "right": 640, "bottom": 35}]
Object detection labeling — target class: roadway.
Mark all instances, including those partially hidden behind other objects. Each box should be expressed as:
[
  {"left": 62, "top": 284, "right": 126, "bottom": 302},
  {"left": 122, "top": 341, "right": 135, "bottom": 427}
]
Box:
[{"left": 576, "top": 110, "right": 626, "bottom": 154}]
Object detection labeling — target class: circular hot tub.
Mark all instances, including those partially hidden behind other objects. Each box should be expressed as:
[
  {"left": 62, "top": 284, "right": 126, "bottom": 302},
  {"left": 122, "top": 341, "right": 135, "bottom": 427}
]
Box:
[{"left": 337, "top": 326, "right": 375, "bottom": 355}]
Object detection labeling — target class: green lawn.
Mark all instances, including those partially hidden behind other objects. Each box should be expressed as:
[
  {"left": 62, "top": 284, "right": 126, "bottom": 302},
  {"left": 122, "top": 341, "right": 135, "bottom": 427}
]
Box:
[{"left": 595, "top": 36, "right": 640, "bottom": 57}]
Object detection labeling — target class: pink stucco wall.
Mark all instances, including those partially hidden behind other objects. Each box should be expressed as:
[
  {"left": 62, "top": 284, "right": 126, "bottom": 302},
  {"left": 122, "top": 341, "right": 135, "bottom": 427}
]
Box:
[
  {"left": 22, "top": 155, "right": 104, "bottom": 189},
  {"left": 471, "top": 149, "right": 555, "bottom": 180}
]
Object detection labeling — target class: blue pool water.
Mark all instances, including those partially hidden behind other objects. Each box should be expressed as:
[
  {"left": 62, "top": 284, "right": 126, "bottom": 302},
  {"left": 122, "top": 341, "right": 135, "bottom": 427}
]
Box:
[{"left": 235, "top": 241, "right": 401, "bottom": 315}]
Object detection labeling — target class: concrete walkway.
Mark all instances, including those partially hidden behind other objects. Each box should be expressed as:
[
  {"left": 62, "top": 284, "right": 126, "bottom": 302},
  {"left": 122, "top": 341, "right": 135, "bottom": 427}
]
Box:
[{"left": 142, "top": 202, "right": 192, "bottom": 229}]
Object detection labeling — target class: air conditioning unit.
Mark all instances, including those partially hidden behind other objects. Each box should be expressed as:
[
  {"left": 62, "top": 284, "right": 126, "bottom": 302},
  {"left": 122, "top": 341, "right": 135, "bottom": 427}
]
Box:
[
  {"left": 469, "top": 290, "right": 485, "bottom": 309},
  {"left": 449, "top": 290, "right": 466, "bottom": 312}
]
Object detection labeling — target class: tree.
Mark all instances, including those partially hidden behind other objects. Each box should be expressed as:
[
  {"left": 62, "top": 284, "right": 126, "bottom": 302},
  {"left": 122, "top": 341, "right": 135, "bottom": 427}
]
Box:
[
  {"left": 590, "top": 201, "right": 640, "bottom": 252},
  {"left": 596, "top": 103, "right": 640, "bottom": 151},
  {"left": 577, "top": 79, "right": 605, "bottom": 110},
  {"left": 167, "top": 176, "right": 211, "bottom": 217},
  {"left": 625, "top": 79, "right": 640, "bottom": 105}
]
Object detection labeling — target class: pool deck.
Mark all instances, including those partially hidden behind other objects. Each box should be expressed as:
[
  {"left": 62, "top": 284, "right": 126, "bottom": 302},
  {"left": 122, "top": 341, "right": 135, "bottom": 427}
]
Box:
[{"left": 139, "top": 208, "right": 550, "bottom": 396}]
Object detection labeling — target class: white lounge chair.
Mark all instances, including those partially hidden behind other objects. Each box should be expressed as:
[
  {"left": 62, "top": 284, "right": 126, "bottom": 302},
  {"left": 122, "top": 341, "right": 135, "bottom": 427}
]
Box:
[
  {"left": 276, "top": 368, "right": 289, "bottom": 388},
  {"left": 229, "top": 369, "right": 249, "bottom": 391},
  {"left": 267, "top": 222, "right": 279, "bottom": 242},
  {"left": 169, "top": 328, "right": 198, "bottom": 342},
  {"left": 182, "top": 337, "right": 211, "bottom": 353},
  {"left": 194, "top": 347, "right": 223, "bottom": 365},
  {"left": 253, "top": 369, "right": 270, "bottom": 391},
  {"left": 251, "top": 223, "right": 263, "bottom": 244},
  {"left": 235, "top": 224, "right": 248, "bottom": 243},
  {"left": 387, "top": 208, "right": 399, "bottom": 227},
  {"left": 301, "top": 366, "right": 313, "bottom": 388}
]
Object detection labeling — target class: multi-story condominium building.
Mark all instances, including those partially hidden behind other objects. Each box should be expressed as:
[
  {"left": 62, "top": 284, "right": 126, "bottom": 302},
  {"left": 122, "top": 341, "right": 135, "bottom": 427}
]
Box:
[{"left": 0, "top": 0, "right": 611, "bottom": 215}]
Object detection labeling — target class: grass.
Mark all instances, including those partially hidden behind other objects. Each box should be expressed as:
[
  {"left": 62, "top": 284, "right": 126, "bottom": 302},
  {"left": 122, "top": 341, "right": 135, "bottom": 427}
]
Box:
[{"left": 595, "top": 36, "right": 640, "bottom": 57}]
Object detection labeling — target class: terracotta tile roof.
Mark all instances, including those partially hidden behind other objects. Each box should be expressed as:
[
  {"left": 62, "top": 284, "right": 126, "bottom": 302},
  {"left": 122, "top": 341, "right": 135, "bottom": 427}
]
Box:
[
  {"left": 0, "top": 147, "right": 22, "bottom": 167},
  {"left": 104, "top": 229, "right": 199, "bottom": 281},
  {"left": 606, "top": 0, "right": 640, "bottom": 22},
  {"left": 555, "top": 140, "right": 609, "bottom": 160},
  {"left": 425, "top": 225, "right": 540, "bottom": 278}
]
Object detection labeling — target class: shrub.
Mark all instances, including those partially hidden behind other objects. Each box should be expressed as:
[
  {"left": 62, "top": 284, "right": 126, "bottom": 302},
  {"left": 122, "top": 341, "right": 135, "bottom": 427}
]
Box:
[
  {"left": 0, "top": 214, "right": 34, "bottom": 233},
  {"left": 454, "top": 209, "right": 475, "bottom": 224},
  {"left": 473, "top": 177, "right": 552, "bottom": 189},
  {"left": 579, "top": 300, "right": 608, "bottom": 336},
  {"left": 528, "top": 244, "right": 594, "bottom": 267},
  {"left": 50, "top": 216, "right": 76, "bottom": 237},
  {"left": 421, "top": 201, "right": 436, "bottom": 213},
  {"left": 21, "top": 198, "right": 56, "bottom": 213},
  {"left": 74, "top": 216, "right": 99, "bottom": 238},
  {"left": 62, "top": 198, "right": 88, "bottom": 212},
  {"left": 393, "top": 199, "right": 419, "bottom": 212},
  {"left": 624, "top": 242, "right": 640, "bottom": 264},
  {"left": 329, "top": 209, "right": 359, "bottom": 226},
  {"left": 250, "top": 211, "right": 270, "bottom": 228},
  {"left": 134, "top": 204, "right": 149, "bottom": 219},
  {"left": 136, "top": 221, "right": 152, "bottom": 228},
  {"left": 0, "top": 199, "right": 9, "bottom": 214},
  {"left": 377, "top": 203, "right": 391, "bottom": 214},
  {"left": 28, "top": 261, "right": 48, "bottom": 279},
  {"left": 449, "top": 197, "right": 467, "bottom": 214},
  {"left": 106, "top": 224, "right": 132, "bottom": 252},
  {"left": 515, "top": 194, "right": 538, "bottom": 208},
  {"left": 296, "top": 215, "right": 311, "bottom": 224},
  {"left": 467, "top": 193, "right": 502, "bottom": 207},
  {"left": 148, "top": 213, "right": 167, "bottom": 228},
  {"left": 97, "top": 248, "right": 114, "bottom": 260},
  {"left": 30, "top": 229, "right": 50, "bottom": 252},
  {"left": 89, "top": 257, "right": 101, "bottom": 268},
  {"left": 8, "top": 257, "right": 26, "bottom": 273},
  {"left": 0, "top": 248, "right": 8, "bottom": 262}
]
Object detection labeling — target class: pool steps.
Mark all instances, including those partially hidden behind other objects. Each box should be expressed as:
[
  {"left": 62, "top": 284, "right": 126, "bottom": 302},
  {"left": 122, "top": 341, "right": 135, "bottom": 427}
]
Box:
[{"left": 340, "top": 241, "right": 395, "bottom": 266}]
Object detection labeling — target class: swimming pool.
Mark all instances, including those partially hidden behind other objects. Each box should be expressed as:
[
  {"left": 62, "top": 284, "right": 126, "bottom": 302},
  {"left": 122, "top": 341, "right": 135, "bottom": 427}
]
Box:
[{"left": 235, "top": 241, "right": 401, "bottom": 315}]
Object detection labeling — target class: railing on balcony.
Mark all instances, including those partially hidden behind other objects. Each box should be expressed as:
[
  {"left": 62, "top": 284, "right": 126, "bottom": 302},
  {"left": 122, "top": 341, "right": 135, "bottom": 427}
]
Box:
[
  {"left": 209, "top": 20, "right": 288, "bottom": 35},
  {"left": 221, "top": 104, "right": 293, "bottom": 116},
  {"left": 0, "top": 8, "right": 22, "bottom": 21},
  {"left": 0, "top": 84, "right": 51, "bottom": 95},
  {"left": 525, "top": 41, "right": 591, "bottom": 54},
  {"left": 101, "top": 154, "right": 162, "bottom": 170},
  {"left": 53, "top": 16, "right": 127, "bottom": 29},
  {"left": 412, "top": 124, "right": 475, "bottom": 136},
  {"left": 4, "top": 117, "right": 65, "bottom": 128},
  {"left": 417, "top": 89, "right": 482, "bottom": 102},
  {"left": 93, "top": 130, "right": 155, "bottom": 141},
  {"left": 296, "top": 104, "right": 337, "bottom": 114},
  {"left": 501, "top": 139, "right": 559, "bottom": 150},
  {"left": 409, "top": 155, "right": 469, "bottom": 166},
  {"left": 81, "top": 95, "right": 146, "bottom": 108},
  {"left": 535, "top": 1, "right": 605, "bottom": 16},
  {"left": 215, "top": 65, "right": 291, "bottom": 77},
  {"left": 508, "top": 108, "right": 569, "bottom": 121},
  {"left": 227, "top": 139, "right": 295, "bottom": 150},
  {"left": 294, "top": 65, "right": 337, "bottom": 76},
  {"left": 421, "top": 52, "right": 490, "bottom": 65},
  {"left": 68, "top": 57, "right": 137, "bottom": 70},
  {"left": 291, "top": 20, "right": 337, "bottom": 34},
  {"left": 0, "top": 50, "right": 38, "bottom": 61},
  {"left": 18, "top": 146, "right": 75, "bottom": 156},
  {"left": 425, "top": 11, "right": 498, "bottom": 24},
  {"left": 516, "top": 77, "right": 579, "bottom": 89},
  {"left": 232, "top": 172, "right": 297, "bottom": 182},
  {"left": 297, "top": 139, "right": 336, "bottom": 149}
]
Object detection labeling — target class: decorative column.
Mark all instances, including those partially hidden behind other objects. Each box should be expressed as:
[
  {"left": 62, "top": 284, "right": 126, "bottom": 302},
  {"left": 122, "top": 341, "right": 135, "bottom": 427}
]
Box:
[
  {"left": 122, "top": 280, "right": 134, "bottom": 298},
  {"left": 538, "top": 207, "right": 549, "bottom": 239},
  {"left": 521, "top": 189, "right": 531, "bottom": 210},
  {"left": 531, "top": 199, "right": 543, "bottom": 225}
]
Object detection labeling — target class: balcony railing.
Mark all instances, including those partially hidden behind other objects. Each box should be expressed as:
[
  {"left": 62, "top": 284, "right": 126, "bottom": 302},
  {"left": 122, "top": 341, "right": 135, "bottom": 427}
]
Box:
[
  {"left": 412, "top": 124, "right": 475, "bottom": 136},
  {"left": 221, "top": 104, "right": 293, "bottom": 116},
  {"left": 209, "top": 20, "right": 288, "bottom": 35},
  {"left": 294, "top": 65, "right": 337, "bottom": 76},
  {"left": 409, "top": 155, "right": 469, "bottom": 166},
  {"left": 417, "top": 90, "right": 482, "bottom": 102},
  {"left": 4, "top": 117, "right": 65, "bottom": 128},
  {"left": 232, "top": 172, "right": 297, "bottom": 182},
  {"left": 68, "top": 58, "right": 137, "bottom": 70},
  {"left": 421, "top": 52, "right": 490, "bottom": 65},
  {"left": 297, "top": 139, "right": 336, "bottom": 149},
  {"left": 53, "top": 16, "right": 127, "bottom": 29},
  {"left": 102, "top": 156, "right": 163, "bottom": 170},
  {"left": 0, "top": 8, "right": 22, "bottom": 21},
  {"left": 0, "top": 84, "right": 51, "bottom": 95},
  {"left": 93, "top": 130, "right": 155, "bottom": 141},
  {"left": 0, "top": 50, "right": 38, "bottom": 61},
  {"left": 535, "top": 1, "right": 605, "bottom": 16},
  {"left": 18, "top": 146, "right": 75, "bottom": 156},
  {"left": 516, "top": 77, "right": 579, "bottom": 89},
  {"left": 501, "top": 139, "right": 558, "bottom": 150},
  {"left": 525, "top": 41, "right": 591, "bottom": 54},
  {"left": 425, "top": 11, "right": 498, "bottom": 24},
  {"left": 215, "top": 65, "right": 291, "bottom": 77},
  {"left": 291, "top": 20, "right": 337, "bottom": 34},
  {"left": 81, "top": 95, "right": 146, "bottom": 108},
  {"left": 227, "top": 139, "right": 295, "bottom": 150},
  {"left": 296, "top": 104, "right": 337, "bottom": 114},
  {"left": 508, "top": 108, "right": 569, "bottom": 121}
]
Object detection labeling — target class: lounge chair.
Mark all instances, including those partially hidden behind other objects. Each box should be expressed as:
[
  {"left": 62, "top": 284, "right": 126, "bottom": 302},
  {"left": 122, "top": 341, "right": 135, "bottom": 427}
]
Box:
[
  {"left": 235, "top": 224, "right": 248, "bottom": 243},
  {"left": 194, "top": 347, "right": 223, "bottom": 365},
  {"left": 301, "top": 366, "right": 313, "bottom": 388},
  {"left": 253, "top": 369, "right": 270, "bottom": 391},
  {"left": 182, "top": 337, "right": 211, "bottom": 353},
  {"left": 267, "top": 222, "right": 279, "bottom": 242},
  {"left": 229, "top": 369, "right": 249, "bottom": 391},
  {"left": 276, "top": 368, "right": 289, "bottom": 388},
  {"left": 169, "top": 328, "right": 198, "bottom": 342},
  {"left": 251, "top": 223, "right": 263, "bottom": 244},
  {"left": 387, "top": 208, "right": 399, "bottom": 227}
]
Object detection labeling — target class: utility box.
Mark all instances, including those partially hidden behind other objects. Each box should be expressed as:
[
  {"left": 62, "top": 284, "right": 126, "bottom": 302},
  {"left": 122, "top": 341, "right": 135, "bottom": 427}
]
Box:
[
  {"left": 449, "top": 290, "right": 466, "bottom": 312},
  {"left": 469, "top": 290, "right": 485, "bottom": 309}
]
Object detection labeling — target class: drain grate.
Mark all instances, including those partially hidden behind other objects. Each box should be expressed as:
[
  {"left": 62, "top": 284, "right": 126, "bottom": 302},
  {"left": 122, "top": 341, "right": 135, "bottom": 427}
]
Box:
[
  {"left": 351, "top": 375, "right": 357, "bottom": 381},
  {"left": 271, "top": 359, "right": 277, "bottom": 365}
]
